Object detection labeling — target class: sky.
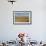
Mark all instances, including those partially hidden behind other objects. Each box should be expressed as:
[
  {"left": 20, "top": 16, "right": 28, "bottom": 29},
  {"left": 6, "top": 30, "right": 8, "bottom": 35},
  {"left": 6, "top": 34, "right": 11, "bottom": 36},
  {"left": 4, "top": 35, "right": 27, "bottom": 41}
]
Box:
[{"left": 14, "top": 11, "right": 32, "bottom": 17}]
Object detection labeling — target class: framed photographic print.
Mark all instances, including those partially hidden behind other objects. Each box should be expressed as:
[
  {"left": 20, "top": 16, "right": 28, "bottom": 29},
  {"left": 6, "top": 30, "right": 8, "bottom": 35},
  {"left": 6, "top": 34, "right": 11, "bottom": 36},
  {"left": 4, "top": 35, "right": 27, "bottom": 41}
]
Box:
[{"left": 13, "top": 11, "right": 32, "bottom": 25}]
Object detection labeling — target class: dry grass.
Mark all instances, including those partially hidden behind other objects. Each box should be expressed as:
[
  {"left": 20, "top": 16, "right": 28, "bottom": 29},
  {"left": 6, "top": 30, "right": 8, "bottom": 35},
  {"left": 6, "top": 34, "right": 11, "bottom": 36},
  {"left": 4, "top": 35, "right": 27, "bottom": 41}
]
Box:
[
  {"left": 15, "top": 16, "right": 32, "bottom": 23},
  {"left": 15, "top": 16, "right": 29, "bottom": 22}
]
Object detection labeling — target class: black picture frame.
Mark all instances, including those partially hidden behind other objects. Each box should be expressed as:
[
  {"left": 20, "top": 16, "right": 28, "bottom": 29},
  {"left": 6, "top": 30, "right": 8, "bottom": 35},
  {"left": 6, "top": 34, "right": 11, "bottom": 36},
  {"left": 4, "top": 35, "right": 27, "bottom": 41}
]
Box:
[{"left": 13, "top": 11, "right": 32, "bottom": 25}]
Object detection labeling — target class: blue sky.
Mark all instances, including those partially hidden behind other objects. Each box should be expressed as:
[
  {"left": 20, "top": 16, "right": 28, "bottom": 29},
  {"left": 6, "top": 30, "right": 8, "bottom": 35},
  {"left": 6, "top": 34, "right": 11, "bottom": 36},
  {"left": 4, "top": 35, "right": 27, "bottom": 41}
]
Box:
[{"left": 15, "top": 11, "right": 32, "bottom": 17}]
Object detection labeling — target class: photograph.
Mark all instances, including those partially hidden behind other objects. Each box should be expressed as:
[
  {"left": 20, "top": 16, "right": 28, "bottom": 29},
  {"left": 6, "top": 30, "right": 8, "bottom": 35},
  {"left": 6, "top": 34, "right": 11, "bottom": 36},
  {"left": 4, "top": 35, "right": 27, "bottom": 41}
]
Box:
[{"left": 13, "top": 11, "right": 32, "bottom": 25}]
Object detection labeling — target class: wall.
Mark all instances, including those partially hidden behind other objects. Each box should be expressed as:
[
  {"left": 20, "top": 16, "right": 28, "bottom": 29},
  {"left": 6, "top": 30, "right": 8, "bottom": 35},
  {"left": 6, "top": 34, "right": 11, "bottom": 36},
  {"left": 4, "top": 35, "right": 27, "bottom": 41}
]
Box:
[{"left": 0, "top": 0, "right": 46, "bottom": 41}]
